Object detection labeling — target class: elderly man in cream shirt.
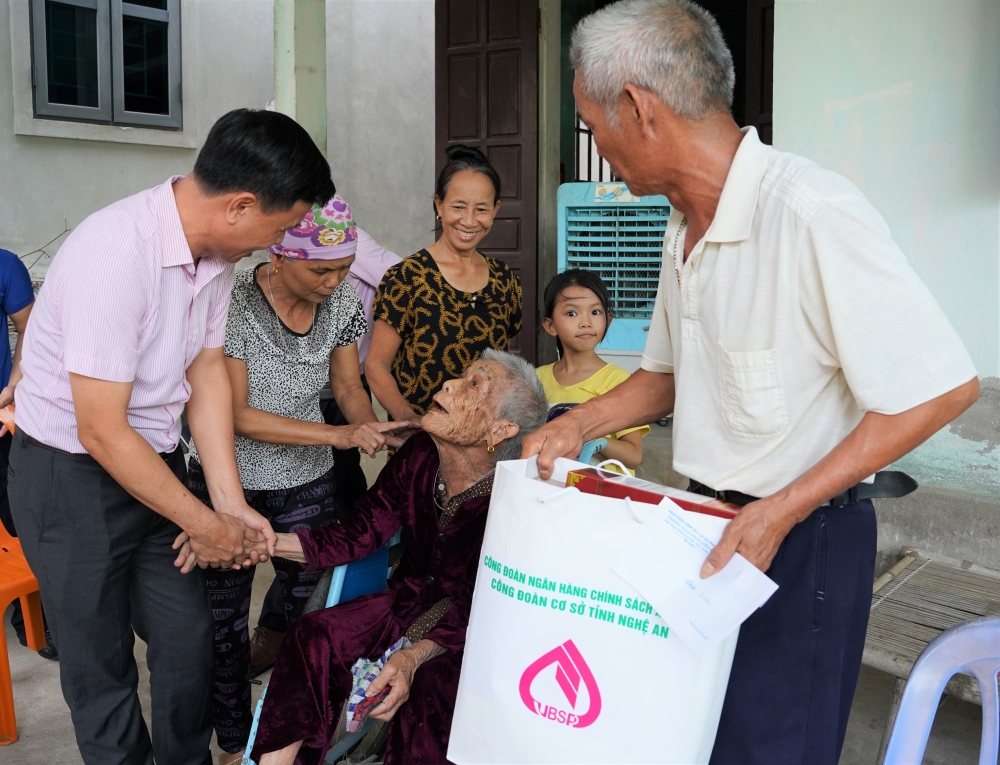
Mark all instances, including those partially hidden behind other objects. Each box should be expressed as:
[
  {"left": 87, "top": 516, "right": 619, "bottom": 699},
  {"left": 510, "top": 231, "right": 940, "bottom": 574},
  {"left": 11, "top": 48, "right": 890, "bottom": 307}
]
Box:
[{"left": 524, "top": 2, "right": 979, "bottom": 764}]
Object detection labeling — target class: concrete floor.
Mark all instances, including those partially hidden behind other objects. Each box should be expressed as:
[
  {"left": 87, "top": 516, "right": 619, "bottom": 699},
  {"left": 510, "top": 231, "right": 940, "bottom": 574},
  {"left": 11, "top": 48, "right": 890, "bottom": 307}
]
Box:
[
  {"left": 840, "top": 665, "right": 983, "bottom": 765},
  {"left": 3, "top": 564, "right": 276, "bottom": 763},
  {"left": 0, "top": 438, "right": 986, "bottom": 764}
]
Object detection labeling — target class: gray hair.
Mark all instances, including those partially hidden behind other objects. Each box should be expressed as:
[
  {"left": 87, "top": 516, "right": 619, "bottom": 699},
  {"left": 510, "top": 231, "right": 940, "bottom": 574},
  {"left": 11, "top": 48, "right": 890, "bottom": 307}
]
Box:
[
  {"left": 570, "top": 0, "right": 734, "bottom": 128},
  {"left": 480, "top": 349, "right": 549, "bottom": 463}
]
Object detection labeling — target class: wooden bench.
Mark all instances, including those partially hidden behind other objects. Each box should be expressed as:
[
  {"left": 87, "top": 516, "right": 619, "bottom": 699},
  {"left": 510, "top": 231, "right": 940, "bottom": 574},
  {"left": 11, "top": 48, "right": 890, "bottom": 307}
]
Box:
[{"left": 863, "top": 546, "right": 1000, "bottom": 764}]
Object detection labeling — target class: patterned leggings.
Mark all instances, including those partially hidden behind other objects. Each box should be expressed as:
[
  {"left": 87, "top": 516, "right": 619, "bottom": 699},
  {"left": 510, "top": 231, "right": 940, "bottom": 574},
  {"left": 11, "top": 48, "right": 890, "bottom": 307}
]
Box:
[{"left": 186, "top": 459, "right": 347, "bottom": 754}]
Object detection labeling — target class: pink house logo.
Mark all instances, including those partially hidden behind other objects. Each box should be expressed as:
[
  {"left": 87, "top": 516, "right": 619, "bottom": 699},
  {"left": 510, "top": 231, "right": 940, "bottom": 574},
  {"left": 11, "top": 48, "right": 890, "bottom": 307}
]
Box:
[{"left": 518, "top": 639, "right": 602, "bottom": 728}]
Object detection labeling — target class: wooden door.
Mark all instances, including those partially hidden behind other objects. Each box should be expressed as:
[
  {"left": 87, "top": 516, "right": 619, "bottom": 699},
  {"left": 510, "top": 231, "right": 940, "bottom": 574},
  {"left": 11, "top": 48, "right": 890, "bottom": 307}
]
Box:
[{"left": 435, "top": 0, "right": 539, "bottom": 361}]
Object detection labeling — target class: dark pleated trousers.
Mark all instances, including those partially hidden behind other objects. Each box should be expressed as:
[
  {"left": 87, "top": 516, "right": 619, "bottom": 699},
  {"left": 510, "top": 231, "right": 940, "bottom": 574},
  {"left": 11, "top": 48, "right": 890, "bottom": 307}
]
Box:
[
  {"left": 709, "top": 500, "right": 877, "bottom": 765},
  {"left": 8, "top": 432, "right": 213, "bottom": 765}
]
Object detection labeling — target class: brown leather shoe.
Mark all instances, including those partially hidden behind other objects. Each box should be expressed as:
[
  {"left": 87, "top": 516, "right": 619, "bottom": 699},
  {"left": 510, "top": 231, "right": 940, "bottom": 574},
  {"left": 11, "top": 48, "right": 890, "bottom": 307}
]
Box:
[
  {"left": 249, "top": 625, "right": 285, "bottom": 677},
  {"left": 217, "top": 750, "right": 244, "bottom": 765}
]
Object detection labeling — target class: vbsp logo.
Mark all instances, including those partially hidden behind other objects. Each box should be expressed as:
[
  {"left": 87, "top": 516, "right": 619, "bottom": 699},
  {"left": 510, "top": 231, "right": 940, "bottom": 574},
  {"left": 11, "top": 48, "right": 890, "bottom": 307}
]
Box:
[{"left": 518, "top": 639, "right": 602, "bottom": 728}]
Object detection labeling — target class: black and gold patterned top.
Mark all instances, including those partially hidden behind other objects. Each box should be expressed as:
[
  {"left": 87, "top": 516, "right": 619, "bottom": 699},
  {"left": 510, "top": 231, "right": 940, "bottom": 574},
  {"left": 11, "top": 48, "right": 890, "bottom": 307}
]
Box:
[{"left": 373, "top": 249, "right": 522, "bottom": 415}]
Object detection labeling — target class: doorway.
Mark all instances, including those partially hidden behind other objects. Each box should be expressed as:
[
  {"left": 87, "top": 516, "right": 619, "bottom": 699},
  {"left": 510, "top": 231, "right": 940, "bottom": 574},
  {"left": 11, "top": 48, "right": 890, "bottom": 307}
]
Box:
[
  {"left": 689, "top": 0, "right": 774, "bottom": 143},
  {"left": 435, "top": 0, "right": 540, "bottom": 361},
  {"left": 559, "top": 0, "right": 774, "bottom": 183}
]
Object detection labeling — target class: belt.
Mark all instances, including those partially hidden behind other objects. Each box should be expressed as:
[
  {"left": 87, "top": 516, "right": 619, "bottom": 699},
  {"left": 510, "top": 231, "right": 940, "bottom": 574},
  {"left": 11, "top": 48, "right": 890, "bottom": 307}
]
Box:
[
  {"left": 22, "top": 432, "right": 177, "bottom": 462},
  {"left": 689, "top": 470, "right": 918, "bottom": 508}
]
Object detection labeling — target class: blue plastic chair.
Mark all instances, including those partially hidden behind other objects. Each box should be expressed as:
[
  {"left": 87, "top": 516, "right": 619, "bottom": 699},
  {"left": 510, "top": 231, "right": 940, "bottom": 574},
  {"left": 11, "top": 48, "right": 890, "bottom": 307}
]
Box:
[
  {"left": 243, "top": 531, "right": 401, "bottom": 765},
  {"left": 882, "top": 615, "right": 1000, "bottom": 765}
]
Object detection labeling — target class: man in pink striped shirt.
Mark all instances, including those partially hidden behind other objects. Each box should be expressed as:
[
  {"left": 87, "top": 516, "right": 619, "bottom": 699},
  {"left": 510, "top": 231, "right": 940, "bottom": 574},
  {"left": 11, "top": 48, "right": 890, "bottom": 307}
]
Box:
[{"left": 9, "top": 109, "right": 335, "bottom": 765}]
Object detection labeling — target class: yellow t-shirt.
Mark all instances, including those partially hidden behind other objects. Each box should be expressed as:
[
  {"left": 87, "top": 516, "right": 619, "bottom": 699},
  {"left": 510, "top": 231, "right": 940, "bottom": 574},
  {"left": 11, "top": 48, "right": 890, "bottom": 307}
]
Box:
[{"left": 536, "top": 362, "right": 651, "bottom": 444}]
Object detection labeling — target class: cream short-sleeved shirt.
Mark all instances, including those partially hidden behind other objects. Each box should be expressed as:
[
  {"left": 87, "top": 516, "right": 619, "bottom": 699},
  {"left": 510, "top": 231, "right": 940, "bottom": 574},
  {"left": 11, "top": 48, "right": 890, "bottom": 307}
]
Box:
[{"left": 640, "top": 128, "right": 977, "bottom": 498}]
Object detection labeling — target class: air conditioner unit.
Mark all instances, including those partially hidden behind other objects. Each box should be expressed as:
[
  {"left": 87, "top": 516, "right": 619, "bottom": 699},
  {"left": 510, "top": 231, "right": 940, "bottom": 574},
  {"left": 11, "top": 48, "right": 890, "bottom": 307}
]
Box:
[{"left": 556, "top": 182, "right": 671, "bottom": 372}]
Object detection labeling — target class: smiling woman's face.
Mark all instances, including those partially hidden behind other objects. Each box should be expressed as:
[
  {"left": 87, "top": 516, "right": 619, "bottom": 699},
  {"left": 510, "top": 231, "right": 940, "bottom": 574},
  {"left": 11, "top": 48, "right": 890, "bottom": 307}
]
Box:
[
  {"left": 434, "top": 169, "right": 500, "bottom": 255},
  {"left": 422, "top": 360, "right": 507, "bottom": 446}
]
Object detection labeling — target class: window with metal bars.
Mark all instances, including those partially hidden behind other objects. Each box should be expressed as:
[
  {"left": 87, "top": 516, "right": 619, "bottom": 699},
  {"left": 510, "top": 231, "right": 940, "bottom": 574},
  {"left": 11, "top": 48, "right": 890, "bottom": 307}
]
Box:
[
  {"left": 563, "top": 206, "right": 670, "bottom": 321},
  {"left": 574, "top": 114, "right": 617, "bottom": 183}
]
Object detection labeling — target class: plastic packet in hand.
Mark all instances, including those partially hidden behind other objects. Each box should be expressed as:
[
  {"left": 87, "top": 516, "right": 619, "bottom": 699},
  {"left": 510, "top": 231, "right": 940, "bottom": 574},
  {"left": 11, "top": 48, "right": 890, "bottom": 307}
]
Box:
[{"left": 345, "top": 636, "right": 412, "bottom": 732}]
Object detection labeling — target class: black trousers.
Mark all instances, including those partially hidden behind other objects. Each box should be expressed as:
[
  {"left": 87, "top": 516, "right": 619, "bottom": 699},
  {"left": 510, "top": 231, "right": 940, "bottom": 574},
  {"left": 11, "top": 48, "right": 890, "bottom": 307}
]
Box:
[
  {"left": 0, "top": 431, "right": 25, "bottom": 637},
  {"left": 709, "top": 500, "right": 877, "bottom": 765},
  {"left": 8, "top": 433, "right": 213, "bottom": 765},
  {"left": 257, "top": 392, "right": 368, "bottom": 634},
  {"left": 187, "top": 459, "right": 346, "bottom": 754}
]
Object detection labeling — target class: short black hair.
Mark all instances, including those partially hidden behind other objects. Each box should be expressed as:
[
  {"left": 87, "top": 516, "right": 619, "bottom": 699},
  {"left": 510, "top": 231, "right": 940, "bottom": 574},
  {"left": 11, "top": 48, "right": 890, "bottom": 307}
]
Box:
[
  {"left": 193, "top": 109, "right": 335, "bottom": 213},
  {"left": 543, "top": 269, "right": 614, "bottom": 357},
  {"left": 434, "top": 144, "right": 502, "bottom": 212}
]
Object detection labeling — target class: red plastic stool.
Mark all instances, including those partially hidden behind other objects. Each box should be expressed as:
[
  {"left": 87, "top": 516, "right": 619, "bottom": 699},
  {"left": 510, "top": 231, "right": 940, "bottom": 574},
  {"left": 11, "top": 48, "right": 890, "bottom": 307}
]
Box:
[{"left": 0, "top": 524, "right": 45, "bottom": 745}]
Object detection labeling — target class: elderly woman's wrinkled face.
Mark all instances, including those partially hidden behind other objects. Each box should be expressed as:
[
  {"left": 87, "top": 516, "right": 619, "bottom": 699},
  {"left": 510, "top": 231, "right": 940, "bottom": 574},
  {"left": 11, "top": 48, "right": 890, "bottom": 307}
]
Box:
[{"left": 422, "top": 360, "right": 510, "bottom": 447}]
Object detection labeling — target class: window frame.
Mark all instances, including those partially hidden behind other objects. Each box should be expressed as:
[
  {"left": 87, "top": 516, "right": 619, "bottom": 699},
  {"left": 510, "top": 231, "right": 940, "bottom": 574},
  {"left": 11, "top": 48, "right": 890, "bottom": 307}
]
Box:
[
  {"left": 110, "top": 0, "right": 182, "bottom": 129},
  {"left": 31, "top": 0, "right": 114, "bottom": 122},
  {"left": 29, "top": 0, "right": 182, "bottom": 130}
]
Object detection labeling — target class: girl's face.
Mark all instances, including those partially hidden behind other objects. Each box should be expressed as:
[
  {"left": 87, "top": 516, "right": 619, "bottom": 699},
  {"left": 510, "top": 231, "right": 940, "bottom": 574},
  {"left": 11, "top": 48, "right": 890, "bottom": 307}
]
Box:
[
  {"left": 542, "top": 286, "right": 608, "bottom": 353},
  {"left": 434, "top": 170, "right": 500, "bottom": 254},
  {"left": 273, "top": 253, "right": 356, "bottom": 304}
]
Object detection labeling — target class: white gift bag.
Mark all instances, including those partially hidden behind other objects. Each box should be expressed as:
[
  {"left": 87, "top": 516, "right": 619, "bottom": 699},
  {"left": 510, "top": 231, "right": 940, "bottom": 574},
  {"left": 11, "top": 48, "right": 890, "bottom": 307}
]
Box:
[{"left": 447, "top": 457, "right": 739, "bottom": 765}]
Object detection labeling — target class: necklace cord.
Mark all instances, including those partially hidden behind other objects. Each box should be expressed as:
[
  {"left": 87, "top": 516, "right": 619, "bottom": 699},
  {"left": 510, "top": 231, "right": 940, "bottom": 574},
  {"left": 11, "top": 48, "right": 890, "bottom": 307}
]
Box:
[{"left": 672, "top": 216, "right": 688, "bottom": 286}]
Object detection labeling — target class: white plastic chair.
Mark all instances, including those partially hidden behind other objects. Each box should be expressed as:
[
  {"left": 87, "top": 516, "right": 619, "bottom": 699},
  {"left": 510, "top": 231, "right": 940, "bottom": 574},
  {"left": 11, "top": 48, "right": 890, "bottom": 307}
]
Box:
[{"left": 882, "top": 615, "right": 1000, "bottom": 765}]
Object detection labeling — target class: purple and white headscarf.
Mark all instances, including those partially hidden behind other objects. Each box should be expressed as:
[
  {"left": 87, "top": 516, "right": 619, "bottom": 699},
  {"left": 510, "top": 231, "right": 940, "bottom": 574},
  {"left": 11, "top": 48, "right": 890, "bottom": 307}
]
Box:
[{"left": 269, "top": 195, "right": 358, "bottom": 260}]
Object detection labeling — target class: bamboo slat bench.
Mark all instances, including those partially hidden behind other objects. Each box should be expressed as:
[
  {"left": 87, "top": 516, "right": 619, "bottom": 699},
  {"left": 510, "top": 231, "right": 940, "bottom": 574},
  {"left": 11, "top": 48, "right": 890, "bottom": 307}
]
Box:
[{"left": 864, "top": 546, "right": 1000, "bottom": 764}]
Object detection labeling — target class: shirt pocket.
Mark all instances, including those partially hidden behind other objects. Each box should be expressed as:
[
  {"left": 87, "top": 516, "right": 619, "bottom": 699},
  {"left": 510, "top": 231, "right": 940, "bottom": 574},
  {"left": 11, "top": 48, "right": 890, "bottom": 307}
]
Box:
[{"left": 717, "top": 344, "right": 788, "bottom": 439}]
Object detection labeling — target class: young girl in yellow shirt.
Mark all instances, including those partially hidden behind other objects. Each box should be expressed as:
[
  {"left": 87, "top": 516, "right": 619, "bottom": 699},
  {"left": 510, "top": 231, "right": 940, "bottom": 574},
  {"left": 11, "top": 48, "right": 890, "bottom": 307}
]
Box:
[{"left": 537, "top": 269, "right": 648, "bottom": 471}]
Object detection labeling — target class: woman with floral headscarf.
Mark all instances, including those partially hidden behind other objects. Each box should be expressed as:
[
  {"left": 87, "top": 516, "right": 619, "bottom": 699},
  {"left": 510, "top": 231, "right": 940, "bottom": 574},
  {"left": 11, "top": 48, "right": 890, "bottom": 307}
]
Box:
[{"left": 183, "top": 195, "right": 418, "bottom": 764}]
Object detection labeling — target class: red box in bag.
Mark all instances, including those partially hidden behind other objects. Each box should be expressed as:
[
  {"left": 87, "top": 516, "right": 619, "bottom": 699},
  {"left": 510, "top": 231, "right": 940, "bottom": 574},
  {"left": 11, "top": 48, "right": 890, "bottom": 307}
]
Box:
[{"left": 565, "top": 468, "right": 739, "bottom": 520}]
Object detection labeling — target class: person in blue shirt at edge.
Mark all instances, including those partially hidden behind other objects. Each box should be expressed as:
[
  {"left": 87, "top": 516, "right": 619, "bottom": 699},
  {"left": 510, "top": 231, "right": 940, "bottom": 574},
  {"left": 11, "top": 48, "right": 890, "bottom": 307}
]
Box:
[{"left": 0, "top": 247, "right": 57, "bottom": 660}]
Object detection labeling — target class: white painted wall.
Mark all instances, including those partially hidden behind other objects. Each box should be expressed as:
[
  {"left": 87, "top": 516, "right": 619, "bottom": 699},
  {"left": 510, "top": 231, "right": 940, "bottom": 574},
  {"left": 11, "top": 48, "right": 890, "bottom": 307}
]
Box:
[
  {"left": 773, "top": 0, "right": 1000, "bottom": 377},
  {"left": 1, "top": 0, "right": 435, "bottom": 277},
  {"left": 0, "top": 0, "right": 276, "bottom": 278},
  {"left": 324, "top": 0, "right": 436, "bottom": 259}
]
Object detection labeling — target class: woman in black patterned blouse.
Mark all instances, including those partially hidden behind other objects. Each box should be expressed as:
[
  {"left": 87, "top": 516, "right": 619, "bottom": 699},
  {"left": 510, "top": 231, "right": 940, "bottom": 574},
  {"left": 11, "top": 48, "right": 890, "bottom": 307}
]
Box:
[{"left": 368, "top": 145, "right": 523, "bottom": 421}]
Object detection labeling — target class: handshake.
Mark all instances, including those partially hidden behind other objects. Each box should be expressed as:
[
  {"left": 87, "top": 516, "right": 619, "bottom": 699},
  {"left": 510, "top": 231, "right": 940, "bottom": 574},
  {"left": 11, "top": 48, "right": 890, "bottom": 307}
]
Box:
[{"left": 171, "top": 503, "right": 278, "bottom": 574}]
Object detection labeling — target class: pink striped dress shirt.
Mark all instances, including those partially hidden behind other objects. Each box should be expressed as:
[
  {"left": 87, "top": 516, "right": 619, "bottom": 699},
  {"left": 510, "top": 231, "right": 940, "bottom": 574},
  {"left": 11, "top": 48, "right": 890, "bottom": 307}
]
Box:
[
  {"left": 346, "top": 228, "right": 401, "bottom": 370},
  {"left": 17, "top": 177, "right": 235, "bottom": 454}
]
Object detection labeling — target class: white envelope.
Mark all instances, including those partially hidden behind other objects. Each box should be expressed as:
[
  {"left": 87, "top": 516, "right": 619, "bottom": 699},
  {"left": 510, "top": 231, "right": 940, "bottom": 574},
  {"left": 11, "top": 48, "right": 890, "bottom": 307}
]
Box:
[{"left": 612, "top": 498, "right": 778, "bottom": 656}]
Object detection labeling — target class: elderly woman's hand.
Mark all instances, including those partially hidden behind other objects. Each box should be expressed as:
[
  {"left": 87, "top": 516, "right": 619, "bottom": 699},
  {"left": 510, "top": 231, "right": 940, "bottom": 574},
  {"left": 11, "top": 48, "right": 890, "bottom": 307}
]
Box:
[
  {"left": 367, "top": 639, "right": 447, "bottom": 722},
  {"left": 272, "top": 531, "right": 307, "bottom": 563},
  {"left": 328, "top": 420, "right": 422, "bottom": 456},
  {"left": 171, "top": 524, "right": 271, "bottom": 574}
]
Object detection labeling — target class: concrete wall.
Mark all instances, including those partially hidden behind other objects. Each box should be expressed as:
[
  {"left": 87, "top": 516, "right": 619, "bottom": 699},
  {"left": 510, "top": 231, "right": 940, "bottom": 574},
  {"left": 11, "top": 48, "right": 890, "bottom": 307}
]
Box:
[
  {"left": 773, "top": 0, "right": 1000, "bottom": 570},
  {"left": 0, "top": 0, "right": 275, "bottom": 277},
  {"left": 1, "top": 0, "right": 437, "bottom": 274},
  {"left": 773, "top": 0, "right": 1000, "bottom": 377},
  {"left": 324, "top": 0, "right": 436, "bottom": 259}
]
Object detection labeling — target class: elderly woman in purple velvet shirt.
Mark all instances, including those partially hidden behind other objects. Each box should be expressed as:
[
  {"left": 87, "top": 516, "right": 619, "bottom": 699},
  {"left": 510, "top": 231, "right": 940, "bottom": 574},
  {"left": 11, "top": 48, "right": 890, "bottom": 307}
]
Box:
[{"left": 250, "top": 349, "right": 549, "bottom": 765}]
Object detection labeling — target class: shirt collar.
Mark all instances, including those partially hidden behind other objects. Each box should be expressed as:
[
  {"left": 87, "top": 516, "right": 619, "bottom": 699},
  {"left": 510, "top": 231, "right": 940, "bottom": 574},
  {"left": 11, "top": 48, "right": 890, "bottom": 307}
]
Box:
[
  {"left": 153, "top": 176, "right": 195, "bottom": 268},
  {"left": 703, "top": 127, "right": 771, "bottom": 244}
]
